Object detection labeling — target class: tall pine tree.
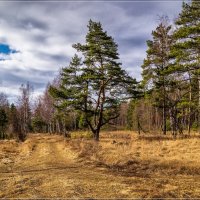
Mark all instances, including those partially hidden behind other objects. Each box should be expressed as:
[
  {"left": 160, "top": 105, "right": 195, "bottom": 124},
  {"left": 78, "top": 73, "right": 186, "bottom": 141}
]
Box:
[
  {"left": 171, "top": 0, "right": 200, "bottom": 133},
  {"left": 50, "top": 20, "right": 138, "bottom": 140},
  {"left": 142, "top": 18, "right": 173, "bottom": 135}
]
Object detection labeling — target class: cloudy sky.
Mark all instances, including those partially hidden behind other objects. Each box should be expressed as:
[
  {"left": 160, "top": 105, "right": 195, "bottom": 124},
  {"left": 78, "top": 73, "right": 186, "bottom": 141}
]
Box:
[{"left": 0, "top": 0, "right": 185, "bottom": 102}]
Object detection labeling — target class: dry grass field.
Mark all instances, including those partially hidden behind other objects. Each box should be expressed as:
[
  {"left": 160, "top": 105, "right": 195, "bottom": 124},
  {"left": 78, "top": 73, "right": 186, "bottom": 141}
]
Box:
[{"left": 0, "top": 131, "right": 200, "bottom": 198}]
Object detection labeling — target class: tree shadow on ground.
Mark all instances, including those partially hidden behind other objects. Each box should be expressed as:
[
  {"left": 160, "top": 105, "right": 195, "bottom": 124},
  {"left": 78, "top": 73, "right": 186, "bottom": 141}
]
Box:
[
  {"left": 94, "top": 158, "right": 200, "bottom": 178},
  {"left": 138, "top": 135, "right": 200, "bottom": 142}
]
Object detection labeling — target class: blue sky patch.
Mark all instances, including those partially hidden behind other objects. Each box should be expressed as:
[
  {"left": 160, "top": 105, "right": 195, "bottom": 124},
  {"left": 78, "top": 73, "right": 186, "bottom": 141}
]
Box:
[{"left": 0, "top": 43, "right": 17, "bottom": 54}]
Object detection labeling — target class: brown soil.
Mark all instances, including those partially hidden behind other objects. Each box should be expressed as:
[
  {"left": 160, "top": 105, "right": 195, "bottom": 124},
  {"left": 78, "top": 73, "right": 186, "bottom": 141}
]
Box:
[{"left": 0, "top": 132, "right": 200, "bottom": 198}]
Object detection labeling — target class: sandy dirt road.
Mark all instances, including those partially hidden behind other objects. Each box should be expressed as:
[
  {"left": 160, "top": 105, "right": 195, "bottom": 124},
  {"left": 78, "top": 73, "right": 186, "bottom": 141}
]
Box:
[{"left": 0, "top": 134, "right": 139, "bottom": 198}]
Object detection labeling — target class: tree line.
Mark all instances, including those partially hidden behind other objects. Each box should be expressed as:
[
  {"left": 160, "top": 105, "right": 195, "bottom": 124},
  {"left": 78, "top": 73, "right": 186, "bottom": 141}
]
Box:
[
  {"left": 0, "top": 0, "right": 199, "bottom": 141},
  {"left": 129, "top": 0, "right": 200, "bottom": 136}
]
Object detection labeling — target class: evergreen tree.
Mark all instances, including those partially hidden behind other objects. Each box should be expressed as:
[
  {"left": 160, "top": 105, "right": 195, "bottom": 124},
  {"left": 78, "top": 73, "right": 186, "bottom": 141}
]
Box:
[
  {"left": 0, "top": 108, "right": 8, "bottom": 139},
  {"left": 142, "top": 19, "right": 173, "bottom": 134},
  {"left": 32, "top": 99, "right": 46, "bottom": 133},
  {"left": 50, "top": 20, "right": 138, "bottom": 140},
  {"left": 170, "top": 0, "right": 200, "bottom": 133},
  {"left": 9, "top": 103, "right": 19, "bottom": 137}
]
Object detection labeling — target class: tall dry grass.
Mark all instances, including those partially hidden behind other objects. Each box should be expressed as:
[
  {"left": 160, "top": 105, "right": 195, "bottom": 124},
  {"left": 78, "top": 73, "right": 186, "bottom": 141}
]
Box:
[
  {"left": 68, "top": 131, "right": 200, "bottom": 197},
  {"left": 69, "top": 131, "right": 200, "bottom": 176}
]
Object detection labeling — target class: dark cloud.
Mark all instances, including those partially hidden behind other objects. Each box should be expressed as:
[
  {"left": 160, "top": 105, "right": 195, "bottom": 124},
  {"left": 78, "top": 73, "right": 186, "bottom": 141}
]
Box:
[
  {"left": 0, "top": 68, "right": 56, "bottom": 90},
  {"left": 119, "top": 36, "right": 148, "bottom": 50},
  {"left": 16, "top": 17, "right": 49, "bottom": 31},
  {"left": 31, "top": 34, "right": 49, "bottom": 44},
  {"left": 33, "top": 51, "right": 69, "bottom": 64},
  {"left": 115, "top": 2, "right": 161, "bottom": 16}
]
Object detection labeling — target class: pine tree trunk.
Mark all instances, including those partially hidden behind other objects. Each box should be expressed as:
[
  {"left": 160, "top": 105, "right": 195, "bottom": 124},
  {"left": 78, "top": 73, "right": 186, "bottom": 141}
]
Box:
[
  {"left": 169, "top": 108, "right": 174, "bottom": 135},
  {"left": 93, "top": 129, "right": 100, "bottom": 141},
  {"left": 198, "top": 78, "right": 200, "bottom": 134},
  {"left": 137, "top": 115, "right": 141, "bottom": 135},
  {"left": 163, "top": 77, "right": 167, "bottom": 135},
  {"left": 62, "top": 120, "right": 66, "bottom": 136},
  {"left": 163, "top": 102, "right": 167, "bottom": 135},
  {"left": 188, "top": 73, "right": 192, "bottom": 135},
  {"left": 73, "top": 113, "right": 77, "bottom": 130},
  {"left": 56, "top": 120, "right": 61, "bottom": 134}
]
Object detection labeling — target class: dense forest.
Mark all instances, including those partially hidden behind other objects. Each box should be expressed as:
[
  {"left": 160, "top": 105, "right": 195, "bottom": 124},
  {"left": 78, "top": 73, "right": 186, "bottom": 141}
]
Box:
[{"left": 0, "top": 0, "right": 199, "bottom": 141}]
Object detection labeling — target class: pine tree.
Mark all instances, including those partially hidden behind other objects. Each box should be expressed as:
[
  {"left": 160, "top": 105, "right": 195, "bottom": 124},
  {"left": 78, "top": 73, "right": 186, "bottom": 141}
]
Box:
[
  {"left": 9, "top": 103, "right": 19, "bottom": 137},
  {"left": 171, "top": 0, "right": 200, "bottom": 133},
  {"left": 142, "top": 18, "right": 173, "bottom": 134},
  {"left": 50, "top": 20, "right": 138, "bottom": 140},
  {"left": 32, "top": 99, "right": 46, "bottom": 133},
  {"left": 0, "top": 108, "right": 8, "bottom": 139}
]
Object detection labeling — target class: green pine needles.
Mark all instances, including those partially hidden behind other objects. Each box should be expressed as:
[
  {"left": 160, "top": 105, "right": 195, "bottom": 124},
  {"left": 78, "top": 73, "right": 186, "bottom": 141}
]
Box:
[{"left": 49, "top": 20, "right": 138, "bottom": 140}]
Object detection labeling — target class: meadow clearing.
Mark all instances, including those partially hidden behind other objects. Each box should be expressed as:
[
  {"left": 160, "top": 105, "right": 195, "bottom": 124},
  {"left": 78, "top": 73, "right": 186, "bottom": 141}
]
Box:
[{"left": 0, "top": 131, "right": 200, "bottom": 198}]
